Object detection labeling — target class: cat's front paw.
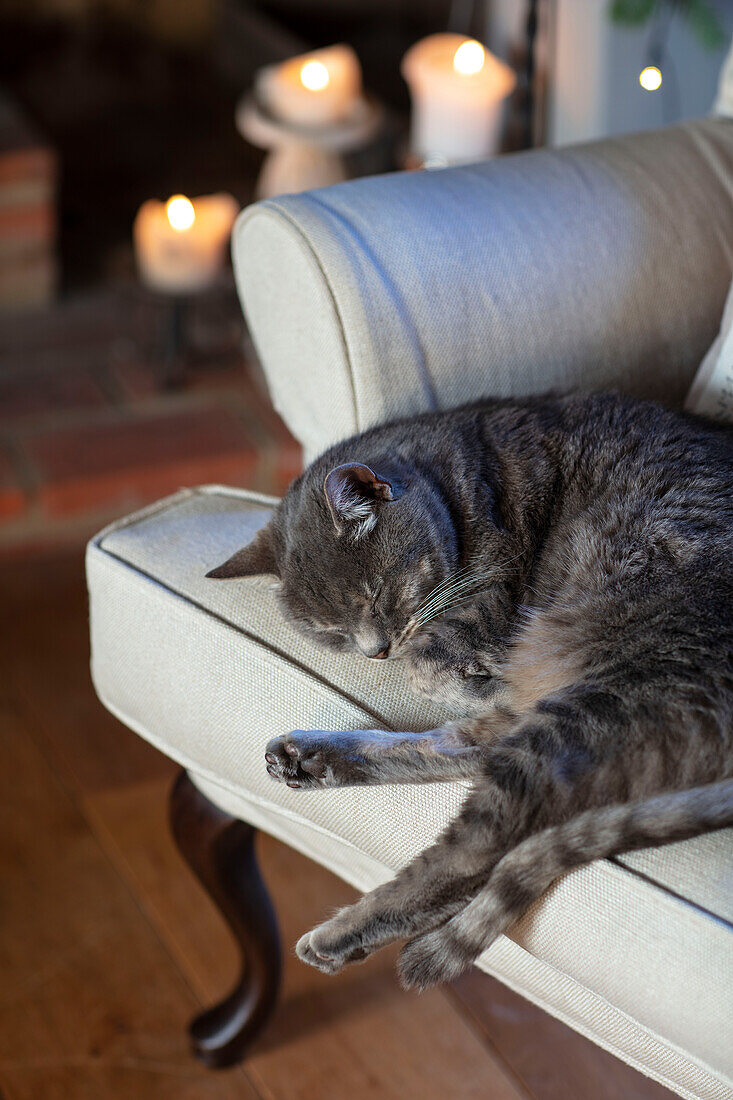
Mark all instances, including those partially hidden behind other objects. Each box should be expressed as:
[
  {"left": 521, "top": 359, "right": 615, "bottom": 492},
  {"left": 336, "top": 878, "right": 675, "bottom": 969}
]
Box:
[
  {"left": 265, "top": 729, "right": 375, "bottom": 789},
  {"left": 265, "top": 733, "right": 329, "bottom": 789},
  {"left": 405, "top": 622, "right": 502, "bottom": 715},
  {"left": 296, "top": 917, "right": 370, "bottom": 974}
]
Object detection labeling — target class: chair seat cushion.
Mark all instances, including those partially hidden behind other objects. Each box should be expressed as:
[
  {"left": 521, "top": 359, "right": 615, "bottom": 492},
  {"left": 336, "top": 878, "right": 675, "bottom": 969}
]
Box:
[{"left": 87, "top": 485, "right": 733, "bottom": 1100}]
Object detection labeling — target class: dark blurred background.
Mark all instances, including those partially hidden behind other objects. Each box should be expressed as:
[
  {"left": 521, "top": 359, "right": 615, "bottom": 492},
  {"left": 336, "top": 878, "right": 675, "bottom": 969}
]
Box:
[
  {"left": 1, "top": 0, "right": 459, "bottom": 292},
  {"left": 0, "top": 0, "right": 729, "bottom": 557}
]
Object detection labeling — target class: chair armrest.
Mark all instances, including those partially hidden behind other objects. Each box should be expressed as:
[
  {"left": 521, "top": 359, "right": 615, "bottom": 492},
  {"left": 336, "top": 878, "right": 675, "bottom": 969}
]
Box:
[{"left": 233, "top": 118, "right": 733, "bottom": 461}]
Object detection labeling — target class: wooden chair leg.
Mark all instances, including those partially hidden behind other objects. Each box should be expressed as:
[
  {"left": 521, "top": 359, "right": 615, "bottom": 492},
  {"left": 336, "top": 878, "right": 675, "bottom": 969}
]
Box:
[{"left": 169, "top": 769, "right": 281, "bottom": 1068}]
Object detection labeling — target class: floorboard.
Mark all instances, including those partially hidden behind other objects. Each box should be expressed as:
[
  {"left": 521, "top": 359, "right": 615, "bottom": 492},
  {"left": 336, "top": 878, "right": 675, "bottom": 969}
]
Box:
[
  {"left": 450, "top": 972, "right": 676, "bottom": 1100},
  {"left": 0, "top": 699, "right": 259, "bottom": 1100},
  {"left": 0, "top": 549, "right": 173, "bottom": 796},
  {"left": 86, "top": 777, "right": 530, "bottom": 1100}
]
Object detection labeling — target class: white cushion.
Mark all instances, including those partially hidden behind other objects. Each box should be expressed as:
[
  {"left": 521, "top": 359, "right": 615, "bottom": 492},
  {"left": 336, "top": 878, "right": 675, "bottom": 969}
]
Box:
[
  {"left": 88, "top": 484, "right": 733, "bottom": 1100},
  {"left": 233, "top": 118, "right": 733, "bottom": 463}
]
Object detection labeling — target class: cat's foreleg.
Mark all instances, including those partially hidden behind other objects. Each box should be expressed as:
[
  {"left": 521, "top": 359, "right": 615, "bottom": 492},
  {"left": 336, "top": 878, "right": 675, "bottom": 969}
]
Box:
[
  {"left": 293, "top": 741, "right": 539, "bottom": 974},
  {"left": 404, "top": 609, "right": 509, "bottom": 716},
  {"left": 265, "top": 725, "right": 485, "bottom": 789}
]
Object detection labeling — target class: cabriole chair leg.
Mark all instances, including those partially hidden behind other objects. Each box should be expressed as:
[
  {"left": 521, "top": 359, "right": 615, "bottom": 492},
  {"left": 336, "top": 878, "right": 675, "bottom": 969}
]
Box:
[{"left": 169, "top": 769, "right": 281, "bottom": 1067}]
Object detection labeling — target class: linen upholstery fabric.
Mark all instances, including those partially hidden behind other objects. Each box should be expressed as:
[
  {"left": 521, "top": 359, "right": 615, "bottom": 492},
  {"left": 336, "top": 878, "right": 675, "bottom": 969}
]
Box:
[
  {"left": 87, "top": 485, "right": 733, "bottom": 1100},
  {"left": 233, "top": 118, "right": 733, "bottom": 462}
]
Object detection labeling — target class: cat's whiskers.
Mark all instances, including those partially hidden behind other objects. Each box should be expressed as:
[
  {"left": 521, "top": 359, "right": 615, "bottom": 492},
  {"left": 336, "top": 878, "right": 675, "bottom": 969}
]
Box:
[
  {"left": 396, "top": 550, "right": 529, "bottom": 648},
  {"left": 394, "top": 575, "right": 479, "bottom": 641},
  {"left": 411, "top": 573, "right": 507, "bottom": 628},
  {"left": 412, "top": 572, "right": 489, "bottom": 624},
  {"left": 411, "top": 570, "right": 487, "bottom": 623},
  {"left": 413, "top": 564, "right": 480, "bottom": 613},
  {"left": 394, "top": 550, "right": 526, "bottom": 642},
  {"left": 415, "top": 550, "right": 528, "bottom": 622}
]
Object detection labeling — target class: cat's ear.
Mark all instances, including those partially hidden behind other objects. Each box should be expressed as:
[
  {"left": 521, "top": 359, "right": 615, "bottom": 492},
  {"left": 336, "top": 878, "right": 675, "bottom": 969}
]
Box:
[
  {"left": 206, "top": 521, "right": 279, "bottom": 579},
  {"left": 324, "top": 462, "right": 396, "bottom": 535}
]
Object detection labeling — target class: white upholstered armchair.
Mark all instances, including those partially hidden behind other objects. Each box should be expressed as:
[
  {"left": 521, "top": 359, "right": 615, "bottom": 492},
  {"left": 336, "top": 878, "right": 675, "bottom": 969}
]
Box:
[{"left": 87, "top": 118, "right": 733, "bottom": 1098}]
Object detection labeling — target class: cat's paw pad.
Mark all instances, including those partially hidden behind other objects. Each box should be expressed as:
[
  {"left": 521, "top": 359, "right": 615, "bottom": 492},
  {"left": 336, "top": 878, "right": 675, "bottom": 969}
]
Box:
[
  {"left": 265, "top": 733, "right": 327, "bottom": 789},
  {"left": 295, "top": 921, "right": 369, "bottom": 974},
  {"left": 295, "top": 931, "right": 344, "bottom": 974}
]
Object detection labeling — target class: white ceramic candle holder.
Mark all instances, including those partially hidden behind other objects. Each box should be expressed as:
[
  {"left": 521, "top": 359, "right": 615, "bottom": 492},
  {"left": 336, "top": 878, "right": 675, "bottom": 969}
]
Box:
[
  {"left": 236, "top": 94, "right": 384, "bottom": 200},
  {"left": 402, "top": 34, "right": 516, "bottom": 167}
]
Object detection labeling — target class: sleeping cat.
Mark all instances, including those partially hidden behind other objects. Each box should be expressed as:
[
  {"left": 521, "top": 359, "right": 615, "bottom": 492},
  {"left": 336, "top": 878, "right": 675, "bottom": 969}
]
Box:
[{"left": 208, "top": 392, "right": 733, "bottom": 990}]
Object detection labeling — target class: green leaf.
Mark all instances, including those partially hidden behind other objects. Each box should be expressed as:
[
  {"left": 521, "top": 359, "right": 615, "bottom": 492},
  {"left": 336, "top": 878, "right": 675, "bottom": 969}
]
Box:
[
  {"left": 608, "top": 0, "right": 657, "bottom": 25},
  {"left": 608, "top": 0, "right": 728, "bottom": 50},
  {"left": 685, "top": 0, "right": 728, "bottom": 50}
]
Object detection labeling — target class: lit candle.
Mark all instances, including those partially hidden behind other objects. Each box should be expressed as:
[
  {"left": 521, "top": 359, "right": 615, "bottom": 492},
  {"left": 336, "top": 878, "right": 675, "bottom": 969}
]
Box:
[
  {"left": 255, "top": 44, "right": 362, "bottom": 127},
  {"left": 402, "top": 34, "right": 516, "bottom": 165},
  {"left": 133, "top": 193, "right": 239, "bottom": 294}
]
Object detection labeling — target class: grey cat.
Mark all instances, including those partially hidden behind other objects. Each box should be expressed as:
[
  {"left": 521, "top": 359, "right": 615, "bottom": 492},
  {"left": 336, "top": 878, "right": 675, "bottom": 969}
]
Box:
[{"left": 208, "top": 392, "right": 733, "bottom": 990}]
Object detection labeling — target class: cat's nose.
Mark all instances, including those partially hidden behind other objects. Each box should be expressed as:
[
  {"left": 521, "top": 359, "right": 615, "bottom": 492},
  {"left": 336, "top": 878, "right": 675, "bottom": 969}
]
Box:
[{"left": 357, "top": 638, "right": 390, "bottom": 659}]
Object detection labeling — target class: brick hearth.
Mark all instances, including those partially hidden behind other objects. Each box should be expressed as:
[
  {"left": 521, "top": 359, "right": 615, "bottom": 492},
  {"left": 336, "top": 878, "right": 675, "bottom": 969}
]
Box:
[{"left": 0, "top": 283, "right": 301, "bottom": 553}]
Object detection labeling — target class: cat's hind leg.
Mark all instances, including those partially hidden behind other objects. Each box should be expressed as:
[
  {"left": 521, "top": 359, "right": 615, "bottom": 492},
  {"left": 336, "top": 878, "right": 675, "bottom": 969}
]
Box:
[
  {"left": 265, "top": 725, "right": 486, "bottom": 789},
  {"left": 399, "top": 778, "right": 733, "bottom": 989},
  {"left": 295, "top": 790, "right": 494, "bottom": 971}
]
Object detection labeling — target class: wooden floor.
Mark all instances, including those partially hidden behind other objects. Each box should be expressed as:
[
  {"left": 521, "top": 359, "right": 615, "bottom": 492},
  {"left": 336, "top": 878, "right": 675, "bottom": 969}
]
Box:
[{"left": 0, "top": 549, "right": 676, "bottom": 1100}]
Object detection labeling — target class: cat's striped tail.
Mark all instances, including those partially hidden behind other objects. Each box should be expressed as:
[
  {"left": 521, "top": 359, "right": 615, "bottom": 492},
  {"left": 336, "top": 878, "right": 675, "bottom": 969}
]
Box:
[{"left": 398, "top": 778, "right": 733, "bottom": 990}]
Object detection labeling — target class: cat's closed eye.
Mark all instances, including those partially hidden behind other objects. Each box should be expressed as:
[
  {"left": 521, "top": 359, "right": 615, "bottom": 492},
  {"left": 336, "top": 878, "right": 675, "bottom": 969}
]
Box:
[{"left": 369, "top": 581, "right": 385, "bottom": 616}]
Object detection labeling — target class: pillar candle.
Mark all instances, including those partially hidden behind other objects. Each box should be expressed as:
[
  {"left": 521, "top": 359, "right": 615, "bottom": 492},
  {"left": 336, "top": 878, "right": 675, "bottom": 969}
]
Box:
[
  {"left": 402, "top": 35, "right": 516, "bottom": 165},
  {"left": 133, "top": 193, "right": 239, "bottom": 294}
]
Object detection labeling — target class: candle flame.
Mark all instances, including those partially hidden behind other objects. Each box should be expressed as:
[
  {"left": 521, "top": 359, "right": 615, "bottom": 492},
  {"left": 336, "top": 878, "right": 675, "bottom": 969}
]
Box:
[
  {"left": 167, "top": 195, "right": 195, "bottom": 232},
  {"left": 639, "top": 65, "right": 662, "bottom": 91},
  {"left": 300, "top": 59, "right": 330, "bottom": 91},
  {"left": 453, "top": 40, "right": 485, "bottom": 76}
]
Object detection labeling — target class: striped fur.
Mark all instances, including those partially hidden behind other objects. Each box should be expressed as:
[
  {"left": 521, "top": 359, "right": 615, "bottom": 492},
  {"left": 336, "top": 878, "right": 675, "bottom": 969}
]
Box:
[
  {"left": 398, "top": 779, "right": 733, "bottom": 988},
  {"left": 208, "top": 392, "right": 733, "bottom": 987}
]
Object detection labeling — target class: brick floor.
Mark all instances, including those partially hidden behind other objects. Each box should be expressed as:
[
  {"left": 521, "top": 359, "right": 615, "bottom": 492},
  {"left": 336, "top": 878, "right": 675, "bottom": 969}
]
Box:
[
  {"left": 0, "top": 283, "right": 302, "bottom": 551},
  {"left": 0, "top": 367, "right": 108, "bottom": 423},
  {"left": 25, "top": 404, "right": 261, "bottom": 517},
  {"left": 0, "top": 446, "right": 27, "bottom": 521}
]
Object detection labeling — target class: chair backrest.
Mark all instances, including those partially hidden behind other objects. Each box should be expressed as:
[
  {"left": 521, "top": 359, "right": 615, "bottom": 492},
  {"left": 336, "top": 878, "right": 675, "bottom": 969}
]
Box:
[{"left": 233, "top": 118, "right": 733, "bottom": 462}]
